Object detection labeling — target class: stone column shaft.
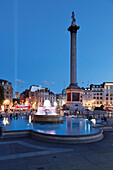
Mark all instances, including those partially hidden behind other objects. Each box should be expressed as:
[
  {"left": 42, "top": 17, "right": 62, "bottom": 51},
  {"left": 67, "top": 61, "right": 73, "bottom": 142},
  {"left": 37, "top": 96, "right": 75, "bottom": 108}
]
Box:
[
  {"left": 70, "top": 32, "right": 77, "bottom": 84},
  {"left": 68, "top": 24, "right": 79, "bottom": 87}
]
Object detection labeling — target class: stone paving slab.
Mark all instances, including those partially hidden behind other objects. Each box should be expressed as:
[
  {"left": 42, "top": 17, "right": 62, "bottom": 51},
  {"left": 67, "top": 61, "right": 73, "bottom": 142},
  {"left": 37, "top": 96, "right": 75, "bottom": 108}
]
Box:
[
  {"left": 1, "top": 132, "right": 113, "bottom": 169},
  {"left": 29, "top": 164, "right": 57, "bottom": 170},
  {"left": 0, "top": 143, "right": 41, "bottom": 156}
]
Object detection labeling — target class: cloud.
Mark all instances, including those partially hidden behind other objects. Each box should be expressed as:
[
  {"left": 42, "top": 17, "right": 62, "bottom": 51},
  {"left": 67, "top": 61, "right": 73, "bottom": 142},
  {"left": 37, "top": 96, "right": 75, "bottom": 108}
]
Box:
[
  {"left": 15, "top": 79, "right": 26, "bottom": 84},
  {"left": 42, "top": 81, "right": 55, "bottom": 86}
]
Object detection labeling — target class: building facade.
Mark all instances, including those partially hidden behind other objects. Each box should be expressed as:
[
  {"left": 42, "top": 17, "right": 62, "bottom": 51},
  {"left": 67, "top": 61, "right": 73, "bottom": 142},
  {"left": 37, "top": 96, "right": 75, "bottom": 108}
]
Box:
[
  {"left": 15, "top": 91, "right": 19, "bottom": 99},
  {"left": 20, "top": 89, "right": 30, "bottom": 105},
  {"left": 20, "top": 85, "right": 56, "bottom": 109},
  {"left": 82, "top": 82, "right": 113, "bottom": 109},
  {"left": 56, "top": 89, "right": 66, "bottom": 107},
  {"left": 0, "top": 79, "right": 13, "bottom": 107}
]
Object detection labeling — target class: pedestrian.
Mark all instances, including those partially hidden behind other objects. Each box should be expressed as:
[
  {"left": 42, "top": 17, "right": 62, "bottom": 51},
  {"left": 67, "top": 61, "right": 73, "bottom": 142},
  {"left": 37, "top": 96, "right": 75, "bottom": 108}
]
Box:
[{"left": 103, "top": 116, "right": 108, "bottom": 124}]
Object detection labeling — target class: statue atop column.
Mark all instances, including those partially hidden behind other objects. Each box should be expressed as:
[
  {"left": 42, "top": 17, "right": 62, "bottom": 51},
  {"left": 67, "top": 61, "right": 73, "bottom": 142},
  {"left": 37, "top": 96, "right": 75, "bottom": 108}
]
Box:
[
  {"left": 68, "top": 12, "right": 80, "bottom": 33},
  {"left": 71, "top": 12, "right": 76, "bottom": 26}
]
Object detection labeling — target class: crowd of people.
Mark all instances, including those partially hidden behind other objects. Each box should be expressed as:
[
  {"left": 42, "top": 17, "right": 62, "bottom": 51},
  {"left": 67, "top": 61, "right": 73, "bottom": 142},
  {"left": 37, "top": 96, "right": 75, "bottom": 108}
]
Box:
[{"left": 0, "top": 110, "right": 34, "bottom": 120}]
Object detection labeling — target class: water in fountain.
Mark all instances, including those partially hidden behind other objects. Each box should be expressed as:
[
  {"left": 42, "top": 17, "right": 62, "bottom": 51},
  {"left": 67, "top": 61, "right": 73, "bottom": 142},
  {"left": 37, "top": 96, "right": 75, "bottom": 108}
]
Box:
[{"left": 35, "top": 100, "right": 57, "bottom": 115}]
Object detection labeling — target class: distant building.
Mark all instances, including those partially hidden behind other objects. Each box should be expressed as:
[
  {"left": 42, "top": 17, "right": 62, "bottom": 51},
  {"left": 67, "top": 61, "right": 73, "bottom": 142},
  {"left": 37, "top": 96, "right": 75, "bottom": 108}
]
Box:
[
  {"left": 20, "top": 89, "right": 30, "bottom": 105},
  {"left": 56, "top": 89, "right": 66, "bottom": 107},
  {"left": 29, "top": 85, "right": 56, "bottom": 108},
  {"left": 103, "top": 82, "right": 113, "bottom": 106},
  {"left": 90, "top": 83, "right": 104, "bottom": 107},
  {"left": 20, "top": 85, "right": 56, "bottom": 108},
  {"left": 82, "top": 82, "right": 113, "bottom": 109},
  {"left": 15, "top": 91, "right": 19, "bottom": 99},
  {"left": 0, "top": 79, "right": 13, "bottom": 107},
  {"left": 82, "top": 87, "right": 93, "bottom": 109}
]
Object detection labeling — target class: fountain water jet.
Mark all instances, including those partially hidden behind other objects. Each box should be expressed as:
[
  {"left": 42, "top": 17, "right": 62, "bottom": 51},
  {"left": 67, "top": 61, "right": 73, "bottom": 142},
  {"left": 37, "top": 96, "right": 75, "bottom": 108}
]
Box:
[{"left": 32, "top": 100, "right": 63, "bottom": 123}]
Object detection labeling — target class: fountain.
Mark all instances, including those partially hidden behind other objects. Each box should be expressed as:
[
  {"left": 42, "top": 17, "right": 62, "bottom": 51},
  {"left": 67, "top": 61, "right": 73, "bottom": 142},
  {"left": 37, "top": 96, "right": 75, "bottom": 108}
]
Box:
[{"left": 32, "top": 100, "right": 63, "bottom": 123}]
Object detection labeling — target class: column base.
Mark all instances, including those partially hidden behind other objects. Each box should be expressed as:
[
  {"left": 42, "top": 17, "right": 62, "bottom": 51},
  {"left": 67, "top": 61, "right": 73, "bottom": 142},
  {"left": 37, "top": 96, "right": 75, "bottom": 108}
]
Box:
[
  {"left": 65, "top": 86, "right": 84, "bottom": 111},
  {"left": 66, "top": 83, "right": 80, "bottom": 89}
]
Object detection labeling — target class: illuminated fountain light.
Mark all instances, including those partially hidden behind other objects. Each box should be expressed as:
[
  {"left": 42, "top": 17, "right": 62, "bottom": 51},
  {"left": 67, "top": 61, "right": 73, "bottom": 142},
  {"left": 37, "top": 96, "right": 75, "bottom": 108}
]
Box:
[
  {"left": 3, "top": 118, "right": 9, "bottom": 126},
  {"left": 29, "top": 115, "right": 32, "bottom": 123},
  {"left": 91, "top": 119, "right": 96, "bottom": 125}
]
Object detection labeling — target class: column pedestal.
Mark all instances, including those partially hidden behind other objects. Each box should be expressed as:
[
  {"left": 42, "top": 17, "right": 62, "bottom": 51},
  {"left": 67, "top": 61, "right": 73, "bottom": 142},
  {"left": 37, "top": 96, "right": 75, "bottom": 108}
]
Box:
[{"left": 65, "top": 88, "right": 82, "bottom": 110}]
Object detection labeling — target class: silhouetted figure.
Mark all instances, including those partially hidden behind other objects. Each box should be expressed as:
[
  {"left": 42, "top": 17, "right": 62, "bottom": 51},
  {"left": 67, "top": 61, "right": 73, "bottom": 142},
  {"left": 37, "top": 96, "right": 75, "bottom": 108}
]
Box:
[
  {"left": 0, "top": 114, "right": 3, "bottom": 119},
  {"left": 10, "top": 114, "right": 12, "bottom": 118},
  {"left": 88, "top": 116, "right": 92, "bottom": 121},
  {"left": 103, "top": 116, "right": 107, "bottom": 123},
  {"left": 5, "top": 109, "right": 7, "bottom": 113}
]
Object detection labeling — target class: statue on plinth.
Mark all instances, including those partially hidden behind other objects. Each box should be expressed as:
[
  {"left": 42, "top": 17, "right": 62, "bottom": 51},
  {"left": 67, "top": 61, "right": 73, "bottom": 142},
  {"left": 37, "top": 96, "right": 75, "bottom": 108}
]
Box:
[{"left": 71, "top": 11, "right": 76, "bottom": 26}]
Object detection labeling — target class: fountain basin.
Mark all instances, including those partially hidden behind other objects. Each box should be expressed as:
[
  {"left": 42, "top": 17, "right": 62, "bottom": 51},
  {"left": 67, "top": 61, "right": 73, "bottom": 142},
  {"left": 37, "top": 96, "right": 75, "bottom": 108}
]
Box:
[
  {"left": 0, "top": 116, "right": 104, "bottom": 143},
  {"left": 1, "top": 128, "right": 103, "bottom": 144},
  {"left": 32, "top": 115, "right": 63, "bottom": 123}
]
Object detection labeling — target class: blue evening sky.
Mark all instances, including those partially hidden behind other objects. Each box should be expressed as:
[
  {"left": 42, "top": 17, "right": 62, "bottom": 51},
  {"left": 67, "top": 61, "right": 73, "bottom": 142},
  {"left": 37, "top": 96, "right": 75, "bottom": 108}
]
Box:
[{"left": 0, "top": 0, "right": 113, "bottom": 95}]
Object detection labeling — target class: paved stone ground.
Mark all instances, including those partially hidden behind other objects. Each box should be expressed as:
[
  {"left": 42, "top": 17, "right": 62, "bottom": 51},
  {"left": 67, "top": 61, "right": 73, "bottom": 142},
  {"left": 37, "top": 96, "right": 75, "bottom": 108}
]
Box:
[{"left": 0, "top": 131, "right": 113, "bottom": 170}]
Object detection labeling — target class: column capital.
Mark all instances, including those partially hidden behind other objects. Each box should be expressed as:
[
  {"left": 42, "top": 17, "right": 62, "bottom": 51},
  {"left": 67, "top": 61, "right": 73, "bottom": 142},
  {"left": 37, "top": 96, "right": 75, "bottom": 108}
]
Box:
[{"left": 68, "top": 25, "right": 80, "bottom": 33}]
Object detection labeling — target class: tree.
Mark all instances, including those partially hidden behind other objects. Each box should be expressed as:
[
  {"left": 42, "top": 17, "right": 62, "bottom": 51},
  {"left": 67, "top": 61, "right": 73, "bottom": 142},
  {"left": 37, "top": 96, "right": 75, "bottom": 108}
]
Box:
[{"left": 0, "top": 85, "right": 4, "bottom": 105}]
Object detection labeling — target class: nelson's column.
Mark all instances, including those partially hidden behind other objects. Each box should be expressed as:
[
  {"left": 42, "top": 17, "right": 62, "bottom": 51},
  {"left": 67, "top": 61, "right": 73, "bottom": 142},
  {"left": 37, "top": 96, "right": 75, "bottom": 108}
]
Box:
[{"left": 66, "top": 12, "right": 82, "bottom": 110}]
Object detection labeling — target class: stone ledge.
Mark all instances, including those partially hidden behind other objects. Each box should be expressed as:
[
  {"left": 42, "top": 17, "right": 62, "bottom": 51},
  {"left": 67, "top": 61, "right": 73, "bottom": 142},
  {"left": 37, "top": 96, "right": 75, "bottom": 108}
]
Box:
[{"left": 1, "top": 128, "right": 104, "bottom": 144}]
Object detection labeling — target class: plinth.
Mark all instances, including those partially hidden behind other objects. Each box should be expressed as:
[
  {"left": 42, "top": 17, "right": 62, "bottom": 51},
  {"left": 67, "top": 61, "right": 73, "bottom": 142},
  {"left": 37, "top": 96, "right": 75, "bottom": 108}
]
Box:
[{"left": 65, "top": 85, "right": 82, "bottom": 110}]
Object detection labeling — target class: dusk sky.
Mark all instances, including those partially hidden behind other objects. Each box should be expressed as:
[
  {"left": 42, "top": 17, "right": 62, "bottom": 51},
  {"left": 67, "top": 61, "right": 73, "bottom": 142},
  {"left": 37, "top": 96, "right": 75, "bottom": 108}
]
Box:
[{"left": 0, "top": 0, "right": 113, "bottom": 95}]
